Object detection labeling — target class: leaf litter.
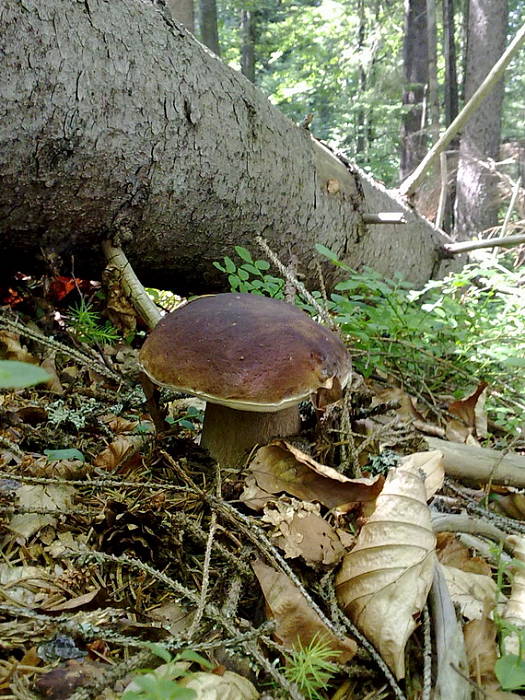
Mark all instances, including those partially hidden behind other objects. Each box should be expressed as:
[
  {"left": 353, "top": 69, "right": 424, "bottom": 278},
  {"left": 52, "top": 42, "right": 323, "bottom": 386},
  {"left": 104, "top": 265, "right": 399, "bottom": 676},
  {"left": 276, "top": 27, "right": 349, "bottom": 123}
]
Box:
[{"left": 1, "top": 271, "right": 525, "bottom": 699}]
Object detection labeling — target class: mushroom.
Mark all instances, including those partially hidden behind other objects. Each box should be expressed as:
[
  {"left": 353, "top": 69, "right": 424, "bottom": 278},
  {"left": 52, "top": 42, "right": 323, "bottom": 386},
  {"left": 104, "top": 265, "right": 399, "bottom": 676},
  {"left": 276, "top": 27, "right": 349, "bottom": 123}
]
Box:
[{"left": 139, "top": 293, "right": 351, "bottom": 466}]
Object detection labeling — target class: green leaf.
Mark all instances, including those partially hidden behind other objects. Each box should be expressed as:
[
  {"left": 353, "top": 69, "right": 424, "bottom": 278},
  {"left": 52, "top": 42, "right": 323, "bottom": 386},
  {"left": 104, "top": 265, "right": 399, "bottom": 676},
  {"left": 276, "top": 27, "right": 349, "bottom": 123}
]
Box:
[
  {"left": 44, "top": 448, "right": 85, "bottom": 462},
  {"left": 224, "top": 257, "right": 236, "bottom": 274},
  {"left": 315, "top": 243, "right": 339, "bottom": 262},
  {"left": 254, "top": 259, "right": 270, "bottom": 270},
  {"left": 495, "top": 654, "right": 525, "bottom": 690},
  {"left": 176, "top": 650, "right": 213, "bottom": 668},
  {"left": 234, "top": 246, "right": 253, "bottom": 263},
  {"left": 146, "top": 643, "right": 173, "bottom": 663},
  {"left": 212, "top": 261, "right": 225, "bottom": 273},
  {"left": 0, "top": 360, "right": 51, "bottom": 389}
]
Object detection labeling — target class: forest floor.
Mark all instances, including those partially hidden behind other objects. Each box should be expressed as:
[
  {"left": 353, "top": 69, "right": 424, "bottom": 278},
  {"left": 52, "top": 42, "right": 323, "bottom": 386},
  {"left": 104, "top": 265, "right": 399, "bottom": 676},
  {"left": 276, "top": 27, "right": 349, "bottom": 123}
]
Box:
[{"left": 0, "top": 270, "right": 524, "bottom": 700}]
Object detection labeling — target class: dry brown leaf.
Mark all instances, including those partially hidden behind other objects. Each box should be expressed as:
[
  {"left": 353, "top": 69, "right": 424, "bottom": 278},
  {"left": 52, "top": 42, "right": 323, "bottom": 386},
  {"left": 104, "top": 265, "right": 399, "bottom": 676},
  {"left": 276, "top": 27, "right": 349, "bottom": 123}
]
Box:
[
  {"left": 493, "top": 493, "right": 525, "bottom": 520},
  {"left": 42, "top": 588, "right": 102, "bottom": 612},
  {"left": 252, "top": 559, "right": 356, "bottom": 661},
  {"left": 399, "top": 449, "right": 444, "bottom": 499},
  {"left": 441, "top": 565, "right": 498, "bottom": 620},
  {"left": 262, "top": 499, "right": 346, "bottom": 565},
  {"left": 99, "top": 414, "right": 139, "bottom": 434},
  {"left": 0, "top": 564, "right": 61, "bottom": 607},
  {"left": 93, "top": 436, "right": 144, "bottom": 471},
  {"left": 335, "top": 464, "right": 436, "bottom": 679},
  {"left": 242, "top": 441, "right": 383, "bottom": 511},
  {"left": 464, "top": 616, "right": 499, "bottom": 680},
  {"left": 35, "top": 659, "right": 107, "bottom": 700},
  {"left": 8, "top": 484, "right": 75, "bottom": 540},
  {"left": 446, "top": 382, "right": 488, "bottom": 444},
  {"left": 437, "top": 533, "right": 493, "bottom": 577},
  {"left": 0, "top": 330, "right": 35, "bottom": 363},
  {"left": 372, "top": 386, "right": 425, "bottom": 421},
  {"left": 179, "top": 670, "right": 259, "bottom": 699},
  {"left": 40, "top": 355, "right": 64, "bottom": 394}
]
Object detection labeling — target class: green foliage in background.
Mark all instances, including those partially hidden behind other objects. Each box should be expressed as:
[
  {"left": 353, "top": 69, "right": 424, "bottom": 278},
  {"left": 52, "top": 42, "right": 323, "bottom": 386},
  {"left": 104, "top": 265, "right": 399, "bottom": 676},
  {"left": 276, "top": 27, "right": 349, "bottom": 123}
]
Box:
[{"left": 215, "top": 245, "right": 525, "bottom": 432}]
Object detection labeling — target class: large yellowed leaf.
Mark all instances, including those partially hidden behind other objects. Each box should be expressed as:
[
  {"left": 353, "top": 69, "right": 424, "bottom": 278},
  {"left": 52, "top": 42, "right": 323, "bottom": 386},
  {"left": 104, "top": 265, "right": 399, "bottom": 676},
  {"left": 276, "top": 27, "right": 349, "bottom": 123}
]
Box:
[
  {"left": 441, "top": 565, "right": 498, "bottom": 620},
  {"left": 242, "top": 440, "right": 383, "bottom": 511},
  {"left": 399, "top": 450, "right": 444, "bottom": 500},
  {"left": 335, "top": 463, "right": 436, "bottom": 679},
  {"left": 252, "top": 559, "right": 356, "bottom": 662}
]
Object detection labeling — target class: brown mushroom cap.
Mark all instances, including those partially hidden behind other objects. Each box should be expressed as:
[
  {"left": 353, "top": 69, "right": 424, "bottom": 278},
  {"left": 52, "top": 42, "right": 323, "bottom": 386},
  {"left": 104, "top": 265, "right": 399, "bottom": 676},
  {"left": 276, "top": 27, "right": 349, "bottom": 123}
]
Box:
[{"left": 139, "top": 293, "right": 351, "bottom": 411}]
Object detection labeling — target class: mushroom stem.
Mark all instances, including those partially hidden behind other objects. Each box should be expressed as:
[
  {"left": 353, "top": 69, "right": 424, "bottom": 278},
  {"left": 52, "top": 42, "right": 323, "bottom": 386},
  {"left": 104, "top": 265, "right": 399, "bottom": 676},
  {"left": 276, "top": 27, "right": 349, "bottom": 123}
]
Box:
[{"left": 201, "top": 403, "right": 301, "bottom": 466}]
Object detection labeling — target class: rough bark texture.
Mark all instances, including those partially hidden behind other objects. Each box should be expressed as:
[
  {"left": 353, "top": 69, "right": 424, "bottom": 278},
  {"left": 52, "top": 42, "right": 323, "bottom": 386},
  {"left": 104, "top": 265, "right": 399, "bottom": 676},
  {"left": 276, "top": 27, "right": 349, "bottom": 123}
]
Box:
[
  {"left": 454, "top": 0, "right": 508, "bottom": 239},
  {"left": 166, "top": 0, "right": 194, "bottom": 32},
  {"left": 240, "top": 9, "right": 256, "bottom": 84},
  {"left": 400, "top": 0, "right": 429, "bottom": 181},
  {"left": 199, "top": 0, "right": 220, "bottom": 55},
  {"left": 0, "top": 0, "right": 458, "bottom": 293}
]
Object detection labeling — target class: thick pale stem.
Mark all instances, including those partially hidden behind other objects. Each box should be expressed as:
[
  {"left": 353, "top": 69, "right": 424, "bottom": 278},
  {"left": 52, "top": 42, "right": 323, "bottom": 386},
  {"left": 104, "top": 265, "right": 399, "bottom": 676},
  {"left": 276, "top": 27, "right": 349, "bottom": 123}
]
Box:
[{"left": 201, "top": 403, "right": 301, "bottom": 467}]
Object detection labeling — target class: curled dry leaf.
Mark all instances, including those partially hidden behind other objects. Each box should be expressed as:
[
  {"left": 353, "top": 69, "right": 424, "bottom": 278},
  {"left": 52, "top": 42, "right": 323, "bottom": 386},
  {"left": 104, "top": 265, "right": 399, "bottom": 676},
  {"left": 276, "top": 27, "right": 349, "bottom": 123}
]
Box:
[
  {"left": 441, "top": 565, "right": 498, "bottom": 621},
  {"left": 252, "top": 559, "right": 356, "bottom": 662},
  {"left": 261, "top": 499, "right": 349, "bottom": 565},
  {"left": 93, "top": 436, "right": 145, "bottom": 471},
  {"left": 437, "top": 532, "right": 492, "bottom": 577},
  {"left": 335, "top": 463, "right": 436, "bottom": 679},
  {"left": 399, "top": 449, "right": 444, "bottom": 500},
  {"left": 241, "top": 440, "right": 383, "bottom": 511},
  {"left": 446, "top": 382, "right": 488, "bottom": 444}
]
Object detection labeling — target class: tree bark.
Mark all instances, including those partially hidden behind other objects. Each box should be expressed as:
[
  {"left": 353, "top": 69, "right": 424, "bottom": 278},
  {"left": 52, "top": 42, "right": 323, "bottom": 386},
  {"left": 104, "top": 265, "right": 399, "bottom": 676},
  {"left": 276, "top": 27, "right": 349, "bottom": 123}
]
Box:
[
  {"left": 0, "top": 0, "right": 458, "bottom": 293},
  {"left": 454, "top": 0, "right": 508, "bottom": 239},
  {"left": 240, "top": 9, "right": 256, "bottom": 84},
  {"left": 400, "top": 0, "right": 429, "bottom": 181},
  {"left": 166, "top": 0, "right": 195, "bottom": 33},
  {"left": 199, "top": 0, "right": 220, "bottom": 55}
]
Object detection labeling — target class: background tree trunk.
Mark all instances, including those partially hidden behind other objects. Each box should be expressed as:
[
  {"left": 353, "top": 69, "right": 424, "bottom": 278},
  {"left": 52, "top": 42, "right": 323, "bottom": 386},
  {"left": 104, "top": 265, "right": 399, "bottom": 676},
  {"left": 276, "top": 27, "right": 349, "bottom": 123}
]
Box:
[
  {"left": 199, "top": 0, "right": 220, "bottom": 55},
  {"left": 0, "top": 0, "right": 459, "bottom": 293},
  {"left": 400, "top": 0, "right": 429, "bottom": 181},
  {"left": 454, "top": 0, "right": 508, "bottom": 239},
  {"left": 240, "top": 8, "right": 256, "bottom": 83},
  {"left": 441, "top": 0, "right": 459, "bottom": 232},
  {"left": 166, "top": 0, "right": 195, "bottom": 33}
]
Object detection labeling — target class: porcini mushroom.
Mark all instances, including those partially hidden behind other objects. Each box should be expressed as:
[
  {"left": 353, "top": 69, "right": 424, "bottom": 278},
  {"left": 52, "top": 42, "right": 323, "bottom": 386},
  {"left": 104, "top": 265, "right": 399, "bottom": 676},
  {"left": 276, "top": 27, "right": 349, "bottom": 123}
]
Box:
[{"left": 139, "top": 293, "right": 351, "bottom": 466}]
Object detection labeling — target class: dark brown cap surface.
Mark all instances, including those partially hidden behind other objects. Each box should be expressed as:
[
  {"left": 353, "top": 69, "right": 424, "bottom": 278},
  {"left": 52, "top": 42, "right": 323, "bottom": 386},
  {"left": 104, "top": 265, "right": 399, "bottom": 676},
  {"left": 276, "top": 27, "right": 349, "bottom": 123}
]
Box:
[{"left": 139, "top": 293, "right": 351, "bottom": 411}]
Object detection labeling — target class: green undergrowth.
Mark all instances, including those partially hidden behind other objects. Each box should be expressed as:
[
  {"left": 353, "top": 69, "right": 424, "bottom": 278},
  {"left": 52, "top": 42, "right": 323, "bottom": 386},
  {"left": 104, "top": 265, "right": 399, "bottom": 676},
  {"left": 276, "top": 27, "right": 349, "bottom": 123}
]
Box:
[{"left": 214, "top": 245, "right": 525, "bottom": 434}]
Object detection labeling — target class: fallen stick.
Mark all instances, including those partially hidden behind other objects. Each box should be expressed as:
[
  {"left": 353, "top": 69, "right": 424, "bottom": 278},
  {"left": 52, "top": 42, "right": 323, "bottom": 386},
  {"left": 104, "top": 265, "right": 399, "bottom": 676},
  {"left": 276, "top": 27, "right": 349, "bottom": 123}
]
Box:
[{"left": 424, "top": 437, "right": 525, "bottom": 487}]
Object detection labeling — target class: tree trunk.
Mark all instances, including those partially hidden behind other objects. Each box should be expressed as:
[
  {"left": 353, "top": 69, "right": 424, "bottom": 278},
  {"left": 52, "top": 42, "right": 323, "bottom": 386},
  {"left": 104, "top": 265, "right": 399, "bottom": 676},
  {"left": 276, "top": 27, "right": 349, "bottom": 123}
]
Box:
[
  {"left": 454, "top": 0, "right": 508, "bottom": 239},
  {"left": 0, "top": 0, "right": 458, "bottom": 293},
  {"left": 166, "top": 0, "right": 195, "bottom": 33},
  {"left": 240, "top": 9, "right": 256, "bottom": 84},
  {"left": 400, "top": 0, "right": 429, "bottom": 181},
  {"left": 199, "top": 0, "right": 220, "bottom": 55},
  {"left": 441, "top": 0, "right": 459, "bottom": 232}
]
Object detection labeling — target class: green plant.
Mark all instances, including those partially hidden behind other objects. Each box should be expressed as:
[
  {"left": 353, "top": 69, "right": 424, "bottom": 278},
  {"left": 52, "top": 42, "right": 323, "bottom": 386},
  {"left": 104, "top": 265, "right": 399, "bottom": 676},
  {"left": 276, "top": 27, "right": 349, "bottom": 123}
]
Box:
[
  {"left": 281, "top": 635, "right": 341, "bottom": 700},
  {"left": 0, "top": 360, "right": 51, "bottom": 389},
  {"left": 213, "top": 246, "right": 285, "bottom": 297},
  {"left": 166, "top": 405, "right": 204, "bottom": 431},
  {"left": 122, "top": 645, "right": 211, "bottom": 700},
  {"left": 68, "top": 298, "right": 120, "bottom": 344},
  {"left": 213, "top": 245, "right": 525, "bottom": 433}
]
